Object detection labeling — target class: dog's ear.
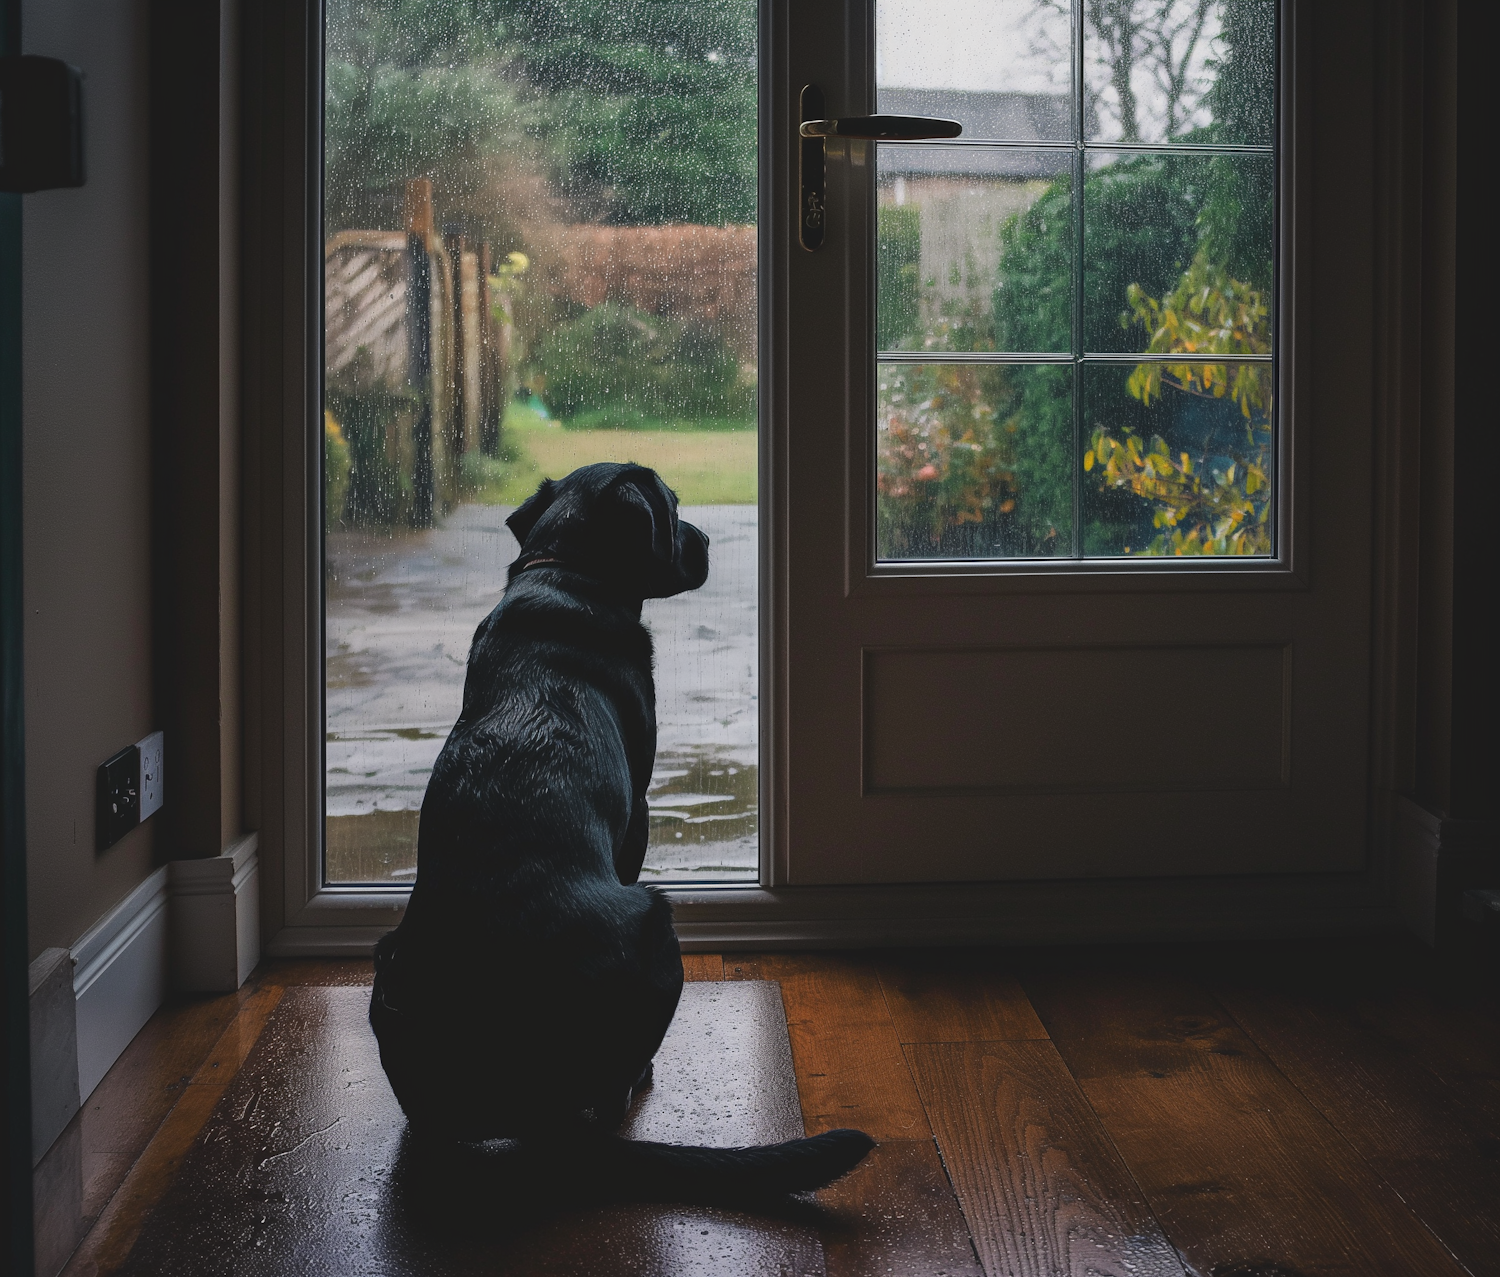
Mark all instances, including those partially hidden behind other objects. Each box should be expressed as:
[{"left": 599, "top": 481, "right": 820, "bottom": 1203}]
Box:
[
  {"left": 611, "top": 469, "right": 676, "bottom": 563},
  {"left": 506, "top": 479, "right": 557, "bottom": 547}
]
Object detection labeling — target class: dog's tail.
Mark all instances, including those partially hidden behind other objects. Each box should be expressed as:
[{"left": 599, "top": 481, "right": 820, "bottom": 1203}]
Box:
[{"left": 574, "top": 1128, "right": 876, "bottom": 1200}]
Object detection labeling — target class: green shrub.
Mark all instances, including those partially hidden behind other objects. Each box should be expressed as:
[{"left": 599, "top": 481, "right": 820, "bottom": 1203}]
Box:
[
  {"left": 877, "top": 203, "right": 921, "bottom": 350},
  {"left": 531, "top": 302, "right": 752, "bottom": 426},
  {"left": 326, "top": 386, "right": 420, "bottom": 526}
]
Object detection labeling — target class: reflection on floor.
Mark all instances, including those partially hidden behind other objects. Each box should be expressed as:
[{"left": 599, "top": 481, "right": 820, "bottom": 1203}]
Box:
[
  {"left": 325, "top": 503, "right": 758, "bottom": 884},
  {"left": 46, "top": 940, "right": 1500, "bottom": 1277}
]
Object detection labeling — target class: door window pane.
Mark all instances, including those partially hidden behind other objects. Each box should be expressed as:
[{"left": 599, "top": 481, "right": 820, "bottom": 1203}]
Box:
[
  {"left": 877, "top": 362, "right": 1073, "bottom": 559},
  {"left": 1082, "top": 150, "right": 1273, "bottom": 353},
  {"left": 323, "top": 0, "right": 759, "bottom": 885},
  {"left": 874, "top": 0, "right": 1275, "bottom": 563},
  {"left": 878, "top": 147, "right": 1073, "bottom": 354},
  {"left": 1082, "top": 0, "right": 1276, "bottom": 145},
  {"left": 877, "top": 0, "right": 1074, "bottom": 139},
  {"left": 1081, "top": 360, "right": 1272, "bottom": 556}
]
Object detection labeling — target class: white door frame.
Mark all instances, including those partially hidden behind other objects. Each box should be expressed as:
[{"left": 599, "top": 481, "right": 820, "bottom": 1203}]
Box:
[{"left": 245, "top": 0, "right": 1421, "bottom": 954}]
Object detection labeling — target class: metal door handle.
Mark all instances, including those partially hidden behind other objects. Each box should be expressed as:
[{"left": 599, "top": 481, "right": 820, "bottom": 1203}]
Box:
[
  {"left": 799, "top": 116, "right": 962, "bottom": 140},
  {"left": 799, "top": 85, "right": 963, "bottom": 251}
]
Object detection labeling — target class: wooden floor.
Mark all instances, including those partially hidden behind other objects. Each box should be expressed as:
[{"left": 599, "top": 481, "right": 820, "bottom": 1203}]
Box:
[{"left": 45, "top": 940, "right": 1500, "bottom": 1277}]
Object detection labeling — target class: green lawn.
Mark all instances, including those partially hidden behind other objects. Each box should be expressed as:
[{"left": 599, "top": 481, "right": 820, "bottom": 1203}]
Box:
[{"left": 465, "top": 406, "right": 757, "bottom": 506}]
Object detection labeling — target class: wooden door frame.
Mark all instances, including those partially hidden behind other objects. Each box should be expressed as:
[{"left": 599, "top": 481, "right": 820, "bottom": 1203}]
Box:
[{"left": 244, "top": 0, "right": 1433, "bottom": 955}]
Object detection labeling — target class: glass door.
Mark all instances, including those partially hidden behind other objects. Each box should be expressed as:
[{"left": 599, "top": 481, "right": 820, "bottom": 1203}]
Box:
[
  {"left": 320, "top": 0, "right": 761, "bottom": 886},
  {"left": 775, "top": 0, "right": 1378, "bottom": 886}
]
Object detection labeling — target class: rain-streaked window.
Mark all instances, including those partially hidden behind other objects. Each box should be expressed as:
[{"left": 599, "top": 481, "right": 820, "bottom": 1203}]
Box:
[
  {"left": 875, "top": 0, "right": 1275, "bottom": 562},
  {"left": 321, "top": 0, "right": 759, "bottom": 884}
]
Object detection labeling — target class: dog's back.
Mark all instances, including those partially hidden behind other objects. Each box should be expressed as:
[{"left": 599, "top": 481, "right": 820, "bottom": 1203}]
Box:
[{"left": 372, "top": 561, "right": 683, "bottom": 1139}]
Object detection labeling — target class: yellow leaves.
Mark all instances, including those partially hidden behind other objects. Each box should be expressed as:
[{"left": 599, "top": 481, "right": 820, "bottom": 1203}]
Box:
[
  {"left": 1084, "top": 449, "right": 1095, "bottom": 472},
  {"left": 1103, "top": 253, "right": 1274, "bottom": 555},
  {"left": 1088, "top": 423, "right": 1271, "bottom": 557},
  {"left": 1123, "top": 250, "right": 1273, "bottom": 420}
]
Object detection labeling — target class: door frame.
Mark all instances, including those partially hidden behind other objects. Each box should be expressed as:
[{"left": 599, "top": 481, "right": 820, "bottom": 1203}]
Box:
[{"left": 245, "top": 0, "right": 1425, "bottom": 954}]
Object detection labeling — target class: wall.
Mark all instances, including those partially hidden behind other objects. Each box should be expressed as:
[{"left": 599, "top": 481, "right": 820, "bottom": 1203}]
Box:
[{"left": 22, "top": 0, "right": 156, "bottom": 959}]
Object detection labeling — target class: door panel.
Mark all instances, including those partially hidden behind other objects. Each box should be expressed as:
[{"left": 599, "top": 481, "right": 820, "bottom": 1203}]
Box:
[
  {"left": 864, "top": 643, "right": 1289, "bottom": 794},
  {"left": 776, "top": 0, "right": 1375, "bottom": 885}
]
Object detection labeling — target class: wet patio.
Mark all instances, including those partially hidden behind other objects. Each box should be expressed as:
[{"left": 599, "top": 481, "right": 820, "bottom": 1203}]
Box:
[{"left": 324, "top": 503, "right": 758, "bottom": 884}]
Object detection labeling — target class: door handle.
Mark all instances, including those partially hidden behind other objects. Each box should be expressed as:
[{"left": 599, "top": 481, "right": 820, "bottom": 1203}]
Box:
[
  {"left": 798, "top": 84, "right": 961, "bottom": 251},
  {"left": 799, "top": 116, "right": 962, "bottom": 140}
]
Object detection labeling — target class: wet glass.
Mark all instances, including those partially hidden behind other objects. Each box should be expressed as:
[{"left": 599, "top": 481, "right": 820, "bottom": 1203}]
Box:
[
  {"left": 1082, "top": 150, "right": 1273, "bottom": 353},
  {"left": 1082, "top": 0, "right": 1276, "bottom": 145},
  {"left": 876, "top": 362, "right": 1074, "bottom": 560},
  {"left": 1080, "top": 361, "right": 1273, "bottom": 556},
  {"left": 874, "top": 0, "right": 1275, "bottom": 566},
  {"left": 877, "top": 0, "right": 1073, "bottom": 139},
  {"left": 323, "top": 0, "right": 759, "bottom": 884},
  {"left": 878, "top": 147, "right": 1073, "bottom": 354}
]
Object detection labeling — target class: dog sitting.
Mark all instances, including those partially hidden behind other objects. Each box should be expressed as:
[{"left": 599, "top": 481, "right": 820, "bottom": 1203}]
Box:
[{"left": 369, "top": 463, "right": 873, "bottom": 1197}]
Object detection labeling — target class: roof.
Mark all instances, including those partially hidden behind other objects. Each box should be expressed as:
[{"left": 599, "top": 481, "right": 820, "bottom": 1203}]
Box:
[{"left": 874, "top": 88, "right": 1075, "bottom": 180}]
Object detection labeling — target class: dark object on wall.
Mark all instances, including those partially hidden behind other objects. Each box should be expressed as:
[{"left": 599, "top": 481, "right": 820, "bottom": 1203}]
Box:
[
  {"left": 0, "top": 56, "right": 84, "bottom": 193},
  {"left": 92, "top": 732, "right": 164, "bottom": 852},
  {"left": 95, "top": 745, "right": 139, "bottom": 851}
]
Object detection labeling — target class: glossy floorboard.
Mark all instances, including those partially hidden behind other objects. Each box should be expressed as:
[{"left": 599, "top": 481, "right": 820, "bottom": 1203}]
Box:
[{"left": 52, "top": 941, "right": 1499, "bottom": 1277}]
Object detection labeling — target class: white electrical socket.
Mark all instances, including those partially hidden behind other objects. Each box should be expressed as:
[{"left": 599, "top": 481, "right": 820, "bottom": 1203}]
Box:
[{"left": 137, "top": 730, "right": 164, "bottom": 821}]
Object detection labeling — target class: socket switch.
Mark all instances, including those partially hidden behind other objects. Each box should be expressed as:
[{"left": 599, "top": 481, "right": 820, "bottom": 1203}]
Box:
[
  {"left": 94, "top": 730, "right": 165, "bottom": 851},
  {"left": 95, "top": 746, "right": 139, "bottom": 851},
  {"left": 138, "top": 730, "right": 164, "bottom": 821}
]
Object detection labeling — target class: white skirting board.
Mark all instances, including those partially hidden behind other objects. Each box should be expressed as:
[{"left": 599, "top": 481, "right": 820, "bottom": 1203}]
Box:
[
  {"left": 54, "top": 835, "right": 262, "bottom": 1111},
  {"left": 71, "top": 866, "right": 170, "bottom": 1102},
  {"left": 170, "top": 833, "right": 261, "bottom": 992}
]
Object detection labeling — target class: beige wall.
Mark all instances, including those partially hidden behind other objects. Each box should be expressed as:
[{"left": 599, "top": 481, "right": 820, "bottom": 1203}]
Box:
[{"left": 22, "top": 0, "right": 156, "bottom": 958}]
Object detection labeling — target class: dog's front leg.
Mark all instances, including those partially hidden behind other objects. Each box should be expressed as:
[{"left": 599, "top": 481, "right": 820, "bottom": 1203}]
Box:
[{"left": 613, "top": 798, "right": 650, "bottom": 885}]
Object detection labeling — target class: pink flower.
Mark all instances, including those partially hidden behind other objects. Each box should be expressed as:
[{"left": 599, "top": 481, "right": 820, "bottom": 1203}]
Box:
[{"left": 916, "top": 464, "right": 938, "bottom": 481}]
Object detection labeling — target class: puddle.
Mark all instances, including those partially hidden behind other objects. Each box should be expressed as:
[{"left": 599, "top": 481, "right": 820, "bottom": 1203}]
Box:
[{"left": 325, "top": 751, "right": 757, "bottom": 885}]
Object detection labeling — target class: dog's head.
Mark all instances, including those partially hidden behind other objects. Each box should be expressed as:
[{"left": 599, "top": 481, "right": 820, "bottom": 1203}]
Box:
[{"left": 505, "top": 463, "right": 710, "bottom": 600}]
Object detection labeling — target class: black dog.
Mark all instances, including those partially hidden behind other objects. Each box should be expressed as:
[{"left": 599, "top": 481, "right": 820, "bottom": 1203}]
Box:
[{"left": 370, "top": 463, "right": 873, "bottom": 1198}]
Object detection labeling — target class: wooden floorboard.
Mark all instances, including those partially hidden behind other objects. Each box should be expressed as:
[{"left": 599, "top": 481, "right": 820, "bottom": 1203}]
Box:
[
  {"left": 63, "top": 984, "right": 287, "bottom": 1277},
  {"left": 907, "top": 1040, "right": 1185, "bottom": 1277},
  {"left": 1208, "top": 958, "right": 1500, "bottom": 1275},
  {"left": 74, "top": 984, "right": 258, "bottom": 1220},
  {"left": 680, "top": 952, "right": 724, "bottom": 982},
  {"left": 256, "top": 957, "right": 374, "bottom": 987},
  {"left": 727, "top": 953, "right": 930, "bottom": 1140},
  {"left": 54, "top": 944, "right": 1500, "bottom": 1277},
  {"left": 111, "top": 984, "right": 827, "bottom": 1277},
  {"left": 1021, "top": 959, "right": 1473, "bottom": 1277},
  {"left": 816, "top": 1139, "right": 984, "bottom": 1277},
  {"left": 876, "top": 951, "right": 1049, "bottom": 1045}
]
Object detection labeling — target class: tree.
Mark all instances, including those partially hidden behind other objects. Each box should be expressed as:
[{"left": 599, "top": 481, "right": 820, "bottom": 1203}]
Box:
[
  {"left": 1036, "top": 0, "right": 1270, "bottom": 143},
  {"left": 324, "top": 0, "right": 757, "bottom": 236}
]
